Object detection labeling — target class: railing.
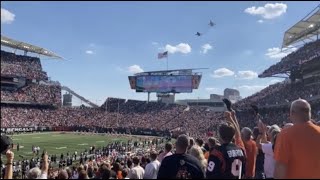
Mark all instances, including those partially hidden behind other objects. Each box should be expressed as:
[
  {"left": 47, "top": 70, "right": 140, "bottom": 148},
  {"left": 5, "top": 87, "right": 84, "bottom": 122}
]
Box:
[{"left": 61, "top": 86, "right": 99, "bottom": 108}]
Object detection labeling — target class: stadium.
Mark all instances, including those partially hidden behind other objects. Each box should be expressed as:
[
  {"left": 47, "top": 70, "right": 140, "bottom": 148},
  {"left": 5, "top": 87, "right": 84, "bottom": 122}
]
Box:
[{"left": 0, "top": 2, "right": 320, "bottom": 180}]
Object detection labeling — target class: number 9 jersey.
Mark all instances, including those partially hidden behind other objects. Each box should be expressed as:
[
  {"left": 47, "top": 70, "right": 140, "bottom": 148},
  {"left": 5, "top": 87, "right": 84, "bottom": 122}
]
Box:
[{"left": 206, "top": 143, "right": 246, "bottom": 179}]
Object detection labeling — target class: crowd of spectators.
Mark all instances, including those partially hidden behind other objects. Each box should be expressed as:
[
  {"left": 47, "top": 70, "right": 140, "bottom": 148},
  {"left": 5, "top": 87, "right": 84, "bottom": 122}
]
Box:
[
  {"left": 1, "top": 99, "right": 319, "bottom": 139},
  {"left": 1, "top": 51, "right": 48, "bottom": 80},
  {"left": 259, "top": 39, "right": 320, "bottom": 77},
  {"left": 235, "top": 80, "right": 320, "bottom": 108},
  {"left": 1, "top": 84, "right": 61, "bottom": 106},
  {"left": 2, "top": 99, "right": 320, "bottom": 179}
]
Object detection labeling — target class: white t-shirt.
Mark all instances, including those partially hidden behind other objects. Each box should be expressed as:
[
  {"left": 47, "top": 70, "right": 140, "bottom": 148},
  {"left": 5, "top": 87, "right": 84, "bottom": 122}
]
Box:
[
  {"left": 128, "top": 165, "right": 145, "bottom": 179},
  {"left": 38, "top": 173, "right": 47, "bottom": 179},
  {"left": 143, "top": 160, "right": 160, "bottom": 179},
  {"left": 72, "top": 172, "right": 79, "bottom": 179},
  {"left": 261, "top": 143, "right": 275, "bottom": 178}
]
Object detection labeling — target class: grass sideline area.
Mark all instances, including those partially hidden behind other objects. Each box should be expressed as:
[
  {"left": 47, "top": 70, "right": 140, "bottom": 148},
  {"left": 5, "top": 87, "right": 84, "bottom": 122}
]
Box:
[{"left": 1, "top": 132, "right": 144, "bottom": 161}]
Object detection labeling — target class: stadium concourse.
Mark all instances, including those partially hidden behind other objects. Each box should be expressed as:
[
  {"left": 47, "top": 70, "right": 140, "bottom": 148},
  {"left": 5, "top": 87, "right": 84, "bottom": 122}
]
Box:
[{"left": 1, "top": 11, "right": 320, "bottom": 180}]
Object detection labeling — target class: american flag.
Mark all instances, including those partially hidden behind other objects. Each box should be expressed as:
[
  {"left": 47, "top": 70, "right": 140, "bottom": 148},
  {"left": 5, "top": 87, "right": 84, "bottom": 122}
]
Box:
[{"left": 158, "top": 51, "right": 168, "bottom": 59}]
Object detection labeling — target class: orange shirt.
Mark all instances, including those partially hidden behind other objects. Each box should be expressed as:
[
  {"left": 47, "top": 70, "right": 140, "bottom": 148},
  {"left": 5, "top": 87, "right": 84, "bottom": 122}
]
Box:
[
  {"left": 274, "top": 121, "right": 320, "bottom": 179},
  {"left": 116, "top": 171, "right": 123, "bottom": 179},
  {"left": 235, "top": 134, "right": 245, "bottom": 151},
  {"left": 204, "top": 151, "right": 209, "bottom": 159},
  {"left": 243, "top": 139, "right": 257, "bottom": 178}
]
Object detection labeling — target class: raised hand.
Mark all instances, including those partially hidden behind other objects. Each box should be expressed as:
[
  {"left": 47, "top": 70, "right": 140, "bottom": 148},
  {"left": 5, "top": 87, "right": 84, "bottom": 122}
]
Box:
[{"left": 6, "top": 150, "right": 14, "bottom": 163}]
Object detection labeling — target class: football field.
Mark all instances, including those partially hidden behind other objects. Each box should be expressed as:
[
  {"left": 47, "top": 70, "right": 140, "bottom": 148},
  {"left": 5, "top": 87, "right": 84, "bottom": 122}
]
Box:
[{"left": 4, "top": 132, "right": 136, "bottom": 161}]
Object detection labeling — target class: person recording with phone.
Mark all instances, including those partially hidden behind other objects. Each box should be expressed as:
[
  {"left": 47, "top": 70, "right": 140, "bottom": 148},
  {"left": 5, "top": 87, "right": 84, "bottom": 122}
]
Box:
[{"left": 206, "top": 99, "right": 246, "bottom": 179}]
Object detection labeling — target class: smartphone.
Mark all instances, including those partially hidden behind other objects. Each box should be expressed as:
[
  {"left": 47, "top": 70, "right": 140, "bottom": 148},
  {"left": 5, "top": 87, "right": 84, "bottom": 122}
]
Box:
[
  {"left": 222, "top": 98, "right": 232, "bottom": 111},
  {"left": 42, "top": 149, "right": 46, "bottom": 158}
]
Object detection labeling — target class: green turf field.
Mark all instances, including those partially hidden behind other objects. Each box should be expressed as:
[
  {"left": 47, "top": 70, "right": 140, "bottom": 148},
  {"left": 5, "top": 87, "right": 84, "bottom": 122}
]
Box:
[{"left": 4, "top": 132, "right": 134, "bottom": 161}]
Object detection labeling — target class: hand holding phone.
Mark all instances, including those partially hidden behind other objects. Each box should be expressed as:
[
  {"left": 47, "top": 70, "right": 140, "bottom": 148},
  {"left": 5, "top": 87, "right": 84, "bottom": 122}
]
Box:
[{"left": 222, "top": 98, "right": 232, "bottom": 111}]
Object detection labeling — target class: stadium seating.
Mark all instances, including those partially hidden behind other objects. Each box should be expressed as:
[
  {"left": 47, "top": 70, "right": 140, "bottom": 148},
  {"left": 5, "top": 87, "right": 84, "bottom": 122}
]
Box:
[
  {"left": 260, "top": 39, "right": 320, "bottom": 77},
  {"left": 1, "top": 50, "right": 48, "bottom": 80}
]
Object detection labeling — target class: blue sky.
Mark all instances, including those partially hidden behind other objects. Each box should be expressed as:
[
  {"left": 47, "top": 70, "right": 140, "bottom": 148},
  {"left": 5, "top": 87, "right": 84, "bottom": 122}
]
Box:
[{"left": 1, "top": 1, "right": 318, "bottom": 105}]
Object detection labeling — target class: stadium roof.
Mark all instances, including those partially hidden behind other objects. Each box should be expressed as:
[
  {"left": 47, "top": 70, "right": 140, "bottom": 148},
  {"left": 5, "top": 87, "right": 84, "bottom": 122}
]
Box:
[
  {"left": 282, "top": 5, "right": 320, "bottom": 48},
  {"left": 1, "top": 35, "right": 63, "bottom": 59}
]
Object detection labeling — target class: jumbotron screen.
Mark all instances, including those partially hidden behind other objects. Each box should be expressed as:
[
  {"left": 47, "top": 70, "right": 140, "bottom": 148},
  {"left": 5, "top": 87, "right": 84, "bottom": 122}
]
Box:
[{"left": 135, "top": 75, "right": 193, "bottom": 93}]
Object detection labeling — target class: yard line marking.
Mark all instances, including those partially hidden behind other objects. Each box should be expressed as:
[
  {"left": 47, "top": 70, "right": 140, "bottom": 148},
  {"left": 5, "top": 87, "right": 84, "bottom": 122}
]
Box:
[
  {"left": 12, "top": 132, "right": 55, "bottom": 136},
  {"left": 96, "top": 141, "right": 105, "bottom": 143},
  {"left": 12, "top": 138, "right": 21, "bottom": 140},
  {"left": 56, "top": 147, "right": 67, "bottom": 149},
  {"left": 78, "top": 143, "right": 88, "bottom": 146}
]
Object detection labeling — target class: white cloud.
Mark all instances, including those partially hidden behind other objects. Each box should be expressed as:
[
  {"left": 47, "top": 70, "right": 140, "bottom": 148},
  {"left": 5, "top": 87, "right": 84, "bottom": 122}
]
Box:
[
  {"left": 1, "top": 8, "right": 15, "bottom": 24},
  {"left": 205, "top": 87, "right": 222, "bottom": 95},
  {"left": 205, "top": 87, "right": 218, "bottom": 92},
  {"left": 237, "top": 70, "right": 258, "bottom": 80},
  {"left": 200, "top": 43, "right": 213, "bottom": 54},
  {"left": 265, "top": 46, "right": 297, "bottom": 59},
  {"left": 128, "top": 65, "right": 144, "bottom": 74},
  {"left": 244, "top": 3, "right": 287, "bottom": 19},
  {"left": 152, "top": 42, "right": 158, "bottom": 46},
  {"left": 257, "top": 19, "right": 264, "bottom": 23},
  {"left": 85, "top": 50, "right": 94, "bottom": 54},
  {"left": 165, "top": 43, "right": 191, "bottom": 54},
  {"left": 211, "top": 68, "right": 235, "bottom": 78}
]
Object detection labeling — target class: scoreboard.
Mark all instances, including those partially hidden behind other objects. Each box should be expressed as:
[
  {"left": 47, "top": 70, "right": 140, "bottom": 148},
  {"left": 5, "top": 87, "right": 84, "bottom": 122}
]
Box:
[{"left": 128, "top": 74, "right": 202, "bottom": 93}]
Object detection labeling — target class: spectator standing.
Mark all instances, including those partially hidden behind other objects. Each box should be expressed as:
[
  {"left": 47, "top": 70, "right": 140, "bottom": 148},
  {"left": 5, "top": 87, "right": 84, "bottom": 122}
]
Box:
[
  {"left": 143, "top": 151, "right": 160, "bottom": 179},
  {"left": 206, "top": 111, "right": 246, "bottom": 179},
  {"left": 241, "top": 127, "right": 257, "bottom": 179},
  {"left": 204, "top": 137, "right": 218, "bottom": 160},
  {"left": 157, "top": 134, "right": 205, "bottom": 179},
  {"left": 256, "top": 123, "right": 280, "bottom": 179},
  {"left": 27, "top": 151, "right": 48, "bottom": 179},
  {"left": 189, "top": 145, "right": 207, "bottom": 173},
  {"left": 274, "top": 99, "right": 320, "bottom": 179},
  {"left": 157, "top": 143, "right": 173, "bottom": 163},
  {"left": 128, "top": 157, "right": 144, "bottom": 179},
  {"left": 252, "top": 127, "right": 265, "bottom": 179}
]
